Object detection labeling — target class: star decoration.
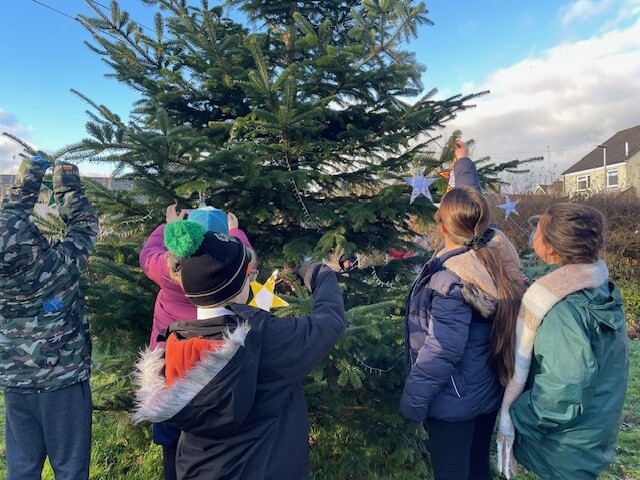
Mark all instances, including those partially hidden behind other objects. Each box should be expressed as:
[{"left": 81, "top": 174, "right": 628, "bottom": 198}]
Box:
[
  {"left": 498, "top": 195, "right": 520, "bottom": 219},
  {"left": 249, "top": 270, "right": 289, "bottom": 312},
  {"left": 437, "top": 169, "right": 456, "bottom": 192},
  {"left": 404, "top": 172, "right": 436, "bottom": 204}
]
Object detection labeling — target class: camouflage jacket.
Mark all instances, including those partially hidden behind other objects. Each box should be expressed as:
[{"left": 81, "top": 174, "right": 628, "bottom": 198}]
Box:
[{"left": 0, "top": 157, "right": 99, "bottom": 393}]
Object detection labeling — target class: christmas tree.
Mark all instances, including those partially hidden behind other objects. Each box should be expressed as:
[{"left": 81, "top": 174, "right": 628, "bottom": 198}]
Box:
[{"left": 60, "top": 1, "right": 534, "bottom": 476}]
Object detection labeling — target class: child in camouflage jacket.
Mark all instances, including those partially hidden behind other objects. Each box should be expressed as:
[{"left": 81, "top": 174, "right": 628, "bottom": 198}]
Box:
[{"left": 0, "top": 155, "right": 99, "bottom": 480}]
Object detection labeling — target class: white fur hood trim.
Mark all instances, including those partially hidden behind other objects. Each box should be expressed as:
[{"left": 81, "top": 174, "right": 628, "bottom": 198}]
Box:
[{"left": 131, "top": 323, "right": 250, "bottom": 424}]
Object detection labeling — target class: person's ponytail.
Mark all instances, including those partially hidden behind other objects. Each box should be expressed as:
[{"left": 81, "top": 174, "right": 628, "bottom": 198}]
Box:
[{"left": 475, "top": 246, "right": 526, "bottom": 386}]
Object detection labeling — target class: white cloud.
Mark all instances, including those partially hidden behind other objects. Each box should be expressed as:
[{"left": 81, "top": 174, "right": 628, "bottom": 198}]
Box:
[
  {"left": 0, "top": 109, "right": 34, "bottom": 173},
  {"left": 443, "top": 17, "right": 640, "bottom": 191},
  {"left": 560, "top": 0, "right": 615, "bottom": 27}
]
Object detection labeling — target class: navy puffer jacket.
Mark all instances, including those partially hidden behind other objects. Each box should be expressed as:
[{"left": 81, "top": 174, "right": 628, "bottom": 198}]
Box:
[{"left": 400, "top": 246, "right": 504, "bottom": 422}]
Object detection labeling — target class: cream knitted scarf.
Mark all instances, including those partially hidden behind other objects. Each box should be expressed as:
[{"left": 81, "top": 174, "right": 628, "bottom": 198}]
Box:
[{"left": 496, "top": 260, "right": 609, "bottom": 479}]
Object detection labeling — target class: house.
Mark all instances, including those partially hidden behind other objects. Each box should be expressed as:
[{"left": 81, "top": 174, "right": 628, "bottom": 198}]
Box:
[
  {"left": 562, "top": 125, "right": 640, "bottom": 197},
  {"left": 88, "top": 176, "right": 134, "bottom": 191},
  {"left": 533, "top": 180, "right": 563, "bottom": 196}
]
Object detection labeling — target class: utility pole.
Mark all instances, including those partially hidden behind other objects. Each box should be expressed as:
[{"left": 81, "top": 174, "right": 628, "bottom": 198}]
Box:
[{"left": 547, "top": 145, "right": 551, "bottom": 169}]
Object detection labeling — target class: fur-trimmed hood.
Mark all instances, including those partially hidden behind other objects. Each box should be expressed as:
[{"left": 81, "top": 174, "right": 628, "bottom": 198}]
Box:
[
  {"left": 444, "top": 229, "right": 522, "bottom": 318},
  {"left": 132, "top": 323, "right": 250, "bottom": 425},
  {"left": 129, "top": 264, "right": 346, "bottom": 480}
]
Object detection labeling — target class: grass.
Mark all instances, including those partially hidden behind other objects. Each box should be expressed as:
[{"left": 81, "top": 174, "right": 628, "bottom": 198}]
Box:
[{"left": 0, "top": 340, "right": 637, "bottom": 479}]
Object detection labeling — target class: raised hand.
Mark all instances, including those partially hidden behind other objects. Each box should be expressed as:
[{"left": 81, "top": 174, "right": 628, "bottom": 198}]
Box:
[
  {"left": 166, "top": 203, "right": 189, "bottom": 223},
  {"left": 453, "top": 139, "right": 469, "bottom": 161},
  {"left": 227, "top": 212, "right": 239, "bottom": 230}
]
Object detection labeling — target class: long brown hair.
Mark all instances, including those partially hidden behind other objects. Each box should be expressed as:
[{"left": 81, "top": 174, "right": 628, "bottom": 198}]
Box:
[{"left": 437, "top": 187, "right": 526, "bottom": 385}]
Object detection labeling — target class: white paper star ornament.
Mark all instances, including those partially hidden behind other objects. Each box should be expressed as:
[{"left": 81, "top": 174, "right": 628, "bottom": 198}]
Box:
[
  {"left": 498, "top": 195, "right": 520, "bottom": 219},
  {"left": 404, "top": 172, "right": 436, "bottom": 204}
]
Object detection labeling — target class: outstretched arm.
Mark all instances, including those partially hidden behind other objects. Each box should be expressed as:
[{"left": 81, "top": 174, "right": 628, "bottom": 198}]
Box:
[
  {"left": 260, "top": 262, "right": 347, "bottom": 383},
  {"left": 227, "top": 212, "right": 253, "bottom": 250},
  {"left": 452, "top": 140, "right": 481, "bottom": 191},
  {"left": 140, "top": 204, "right": 191, "bottom": 284}
]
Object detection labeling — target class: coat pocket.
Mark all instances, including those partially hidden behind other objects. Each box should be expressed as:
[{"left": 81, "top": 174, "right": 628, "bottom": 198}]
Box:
[{"left": 450, "top": 374, "right": 465, "bottom": 397}]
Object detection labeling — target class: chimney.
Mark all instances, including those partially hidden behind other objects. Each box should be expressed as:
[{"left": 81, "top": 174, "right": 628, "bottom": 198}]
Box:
[{"left": 626, "top": 141, "right": 629, "bottom": 157}]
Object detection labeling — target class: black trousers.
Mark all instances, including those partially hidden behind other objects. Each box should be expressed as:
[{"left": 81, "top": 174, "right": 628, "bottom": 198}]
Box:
[{"left": 425, "top": 410, "right": 498, "bottom": 480}]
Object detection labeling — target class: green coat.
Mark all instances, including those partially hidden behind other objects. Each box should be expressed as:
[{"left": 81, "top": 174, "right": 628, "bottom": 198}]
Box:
[{"left": 510, "top": 280, "right": 629, "bottom": 480}]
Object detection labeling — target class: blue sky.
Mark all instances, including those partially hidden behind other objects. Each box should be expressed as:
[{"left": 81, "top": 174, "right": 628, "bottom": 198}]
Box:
[{"left": 2, "top": 0, "right": 640, "bottom": 189}]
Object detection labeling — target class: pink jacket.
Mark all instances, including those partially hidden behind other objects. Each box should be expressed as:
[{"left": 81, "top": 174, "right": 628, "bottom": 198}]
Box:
[{"left": 140, "top": 224, "right": 253, "bottom": 349}]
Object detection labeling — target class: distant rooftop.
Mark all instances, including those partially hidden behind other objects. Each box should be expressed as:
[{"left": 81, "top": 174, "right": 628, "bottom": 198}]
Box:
[{"left": 563, "top": 125, "right": 640, "bottom": 175}]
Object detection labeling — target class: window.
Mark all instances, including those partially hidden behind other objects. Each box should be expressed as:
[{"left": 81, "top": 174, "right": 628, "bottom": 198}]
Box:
[
  {"left": 607, "top": 169, "right": 619, "bottom": 187},
  {"left": 577, "top": 175, "right": 591, "bottom": 191}
]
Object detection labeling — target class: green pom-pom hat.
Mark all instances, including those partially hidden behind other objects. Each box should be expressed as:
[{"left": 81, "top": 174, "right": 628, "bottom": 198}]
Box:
[
  {"left": 164, "top": 220, "right": 207, "bottom": 258},
  {"left": 163, "top": 220, "right": 252, "bottom": 307}
]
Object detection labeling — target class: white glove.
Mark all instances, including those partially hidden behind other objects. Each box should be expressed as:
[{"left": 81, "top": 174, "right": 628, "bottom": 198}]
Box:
[
  {"left": 497, "top": 431, "right": 518, "bottom": 478},
  {"left": 496, "top": 410, "right": 519, "bottom": 479}
]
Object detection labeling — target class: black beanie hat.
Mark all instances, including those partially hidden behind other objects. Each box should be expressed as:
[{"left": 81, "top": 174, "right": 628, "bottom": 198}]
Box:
[{"left": 164, "top": 221, "right": 251, "bottom": 307}]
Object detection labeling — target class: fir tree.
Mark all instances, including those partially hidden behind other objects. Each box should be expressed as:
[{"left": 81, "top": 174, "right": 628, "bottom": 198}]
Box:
[
  {"left": 61, "top": 0, "right": 533, "bottom": 476},
  {"left": 70, "top": 0, "right": 491, "bottom": 261}
]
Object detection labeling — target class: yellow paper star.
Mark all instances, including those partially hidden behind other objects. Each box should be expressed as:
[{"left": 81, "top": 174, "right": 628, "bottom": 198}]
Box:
[{"left": 248, "top": 270, "right": 289, "bottom": 312}]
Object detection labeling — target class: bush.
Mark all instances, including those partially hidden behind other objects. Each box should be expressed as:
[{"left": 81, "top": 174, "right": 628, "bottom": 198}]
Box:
[{"left": 487, "top": 193, "right": 640, "bottom": 333}]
